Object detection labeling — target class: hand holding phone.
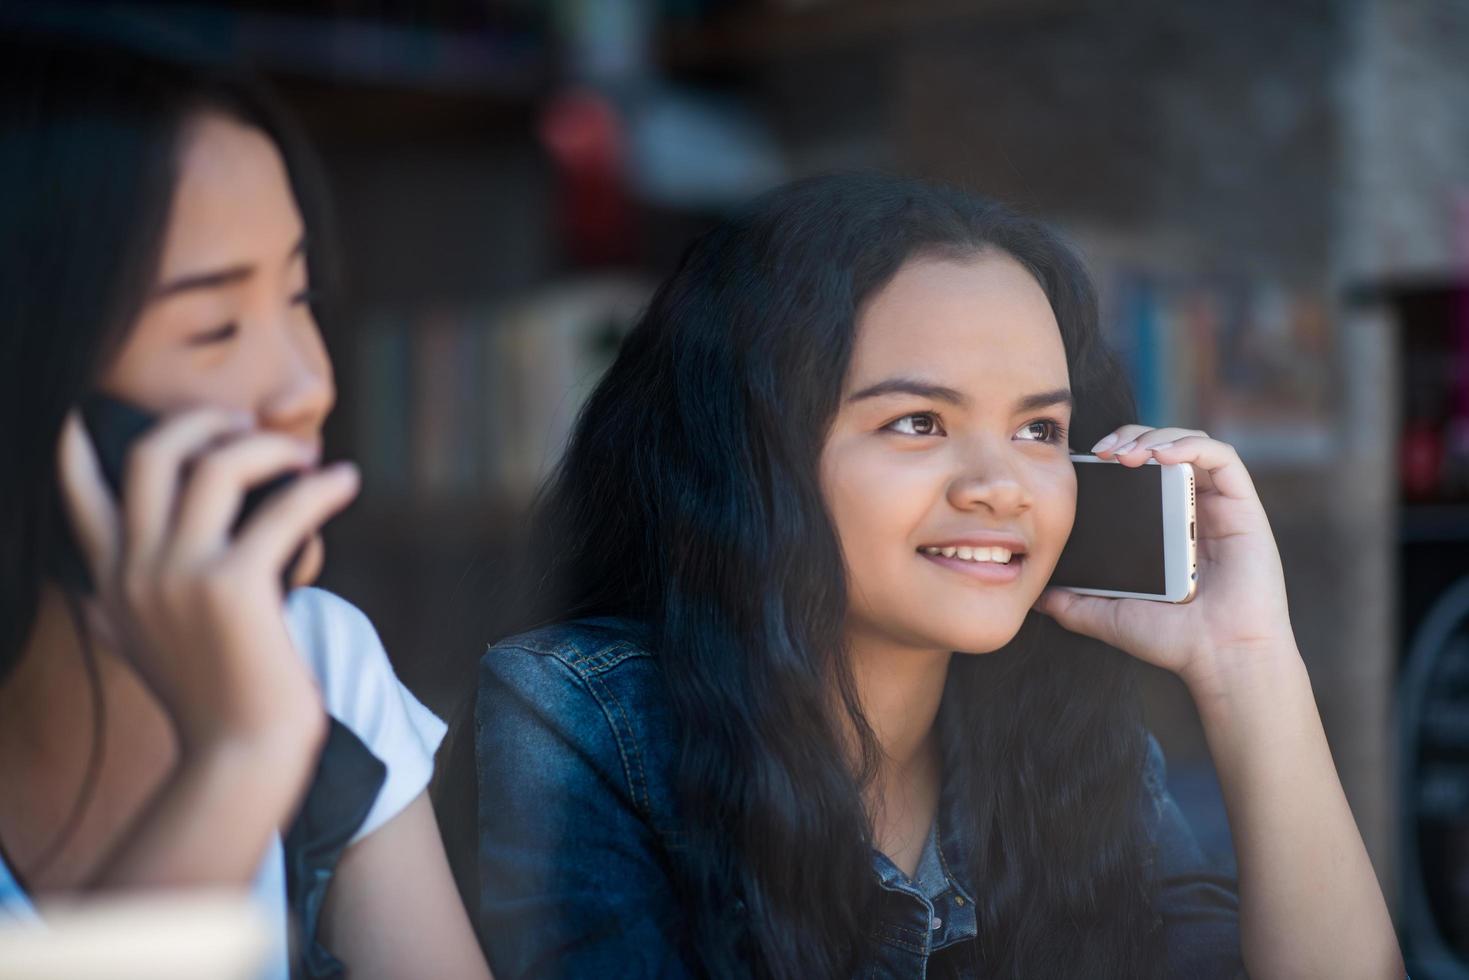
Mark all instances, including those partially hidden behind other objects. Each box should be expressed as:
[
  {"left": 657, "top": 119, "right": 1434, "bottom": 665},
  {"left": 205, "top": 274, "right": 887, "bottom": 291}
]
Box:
[
  {"left": 54, "top": 400, "right": 359, "bottom": 752},
  {"left": 1036, "top": 425, "right": 1295, "bottom": 693},
  {"left": 64, "top": 395, "right": 307, "bottom": 594}
]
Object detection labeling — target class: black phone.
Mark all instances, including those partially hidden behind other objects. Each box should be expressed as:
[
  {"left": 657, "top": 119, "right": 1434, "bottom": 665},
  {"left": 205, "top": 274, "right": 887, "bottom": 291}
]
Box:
[
  {"left": 1049, "top": 455, "right": 1198, "bottom": 603},
  {"left": 57, "top": 394, "right": 304, "bottom": 593}
]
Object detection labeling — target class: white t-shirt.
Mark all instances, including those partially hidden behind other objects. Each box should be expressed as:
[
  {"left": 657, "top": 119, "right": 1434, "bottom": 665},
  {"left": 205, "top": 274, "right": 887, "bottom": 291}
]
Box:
[{"left": 0, "top": 588, "right": 447, "bottom": 980}]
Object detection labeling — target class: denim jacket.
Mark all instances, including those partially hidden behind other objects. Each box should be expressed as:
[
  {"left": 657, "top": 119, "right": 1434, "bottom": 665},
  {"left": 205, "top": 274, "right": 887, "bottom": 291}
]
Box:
[{"left": 473, "top": 618, "right": 1244, "bottom": 979}]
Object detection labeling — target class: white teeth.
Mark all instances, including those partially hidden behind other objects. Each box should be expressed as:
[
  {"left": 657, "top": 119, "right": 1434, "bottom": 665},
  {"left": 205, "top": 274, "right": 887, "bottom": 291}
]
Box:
[{"left": 924, "top": 545, "right": 1019, "bottom": 564}]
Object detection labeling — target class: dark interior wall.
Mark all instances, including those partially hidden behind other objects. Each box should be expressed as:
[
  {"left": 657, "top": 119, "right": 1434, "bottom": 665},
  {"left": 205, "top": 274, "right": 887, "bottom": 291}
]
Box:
[{"left": 895, "top": 2, "right": 1339, "bottom": 284}]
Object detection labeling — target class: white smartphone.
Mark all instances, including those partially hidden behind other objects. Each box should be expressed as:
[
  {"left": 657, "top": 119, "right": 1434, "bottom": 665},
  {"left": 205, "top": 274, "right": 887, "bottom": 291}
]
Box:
[{"left": 1049, "top": 454, "right": 1198, "bottom": 603}]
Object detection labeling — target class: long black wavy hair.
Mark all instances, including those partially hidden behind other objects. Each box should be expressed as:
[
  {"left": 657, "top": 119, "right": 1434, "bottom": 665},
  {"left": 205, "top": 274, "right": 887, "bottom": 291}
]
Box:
[{"left": 469, "top": 173, "right": 1158, "bottom": 977}]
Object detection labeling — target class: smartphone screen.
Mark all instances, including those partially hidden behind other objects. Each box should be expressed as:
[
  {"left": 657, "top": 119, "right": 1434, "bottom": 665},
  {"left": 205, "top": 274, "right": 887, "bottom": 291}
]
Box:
[{"left": 1050, "top": 460, "right": 1167, "bottom": 595}]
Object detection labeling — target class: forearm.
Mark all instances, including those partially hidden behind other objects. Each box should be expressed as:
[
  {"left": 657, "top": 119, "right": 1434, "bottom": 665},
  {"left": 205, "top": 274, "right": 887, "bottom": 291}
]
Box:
[
  {"left": 1190, "top": 643, "right": 1402, "bottom": 979},
  {"left": 91, "top": 723, "right": 322, "bottom": 891},
  {"left": 321, "top": 794, "right": 491, "bottom": 980}
]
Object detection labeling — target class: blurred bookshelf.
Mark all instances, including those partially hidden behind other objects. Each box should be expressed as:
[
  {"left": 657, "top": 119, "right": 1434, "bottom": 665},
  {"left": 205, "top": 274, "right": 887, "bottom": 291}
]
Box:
[{"left": 1089, "top": 267, "right": 1338, "bottom": 469}]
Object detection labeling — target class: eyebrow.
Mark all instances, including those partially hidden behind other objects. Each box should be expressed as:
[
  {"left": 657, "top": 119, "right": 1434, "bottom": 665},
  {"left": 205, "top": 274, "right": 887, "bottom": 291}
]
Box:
[
  {"left": 847, "top": 378, "right": 968, "bottom": 406},
  {"left": 152, "top": 236, "right": 307, "bottom": 299},
  {"left": 1015, "top": 387, "right": 1074, "bottom": 413},
  {"left": 846, "top": 378, "right": 1074, "bottom": 413}
]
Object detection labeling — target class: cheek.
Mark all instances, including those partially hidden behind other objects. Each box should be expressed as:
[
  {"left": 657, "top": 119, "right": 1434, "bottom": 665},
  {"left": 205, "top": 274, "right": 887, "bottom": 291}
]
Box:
[
  {"left": 820, "top": 439, "right": 939, "bottom": 576},
  {"left": 98, "top": 324, "right": 241, "bottom": 415},
  {"left": 1031, "top": 462, "right": 1078, "bottom": 562},
  {"left": 102, "top": 351, "right": 255, "bottom": 416}
]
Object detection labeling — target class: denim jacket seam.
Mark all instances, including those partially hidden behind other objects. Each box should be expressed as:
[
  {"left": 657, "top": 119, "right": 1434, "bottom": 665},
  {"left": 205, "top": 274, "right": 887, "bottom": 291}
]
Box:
[
  {"left": 507, "top": 631, "right": 683, "bottom": 834},
  {"left": 490, "top": 639, "right": 653, "bottom": 818},
  {"left": 568, "top": 642, "right": 648, "bottom": 676},
  {"left": 583, "top": 670, "right": 652, "bottom": 814},
  {"left": 489, "top": 635, "right": 647, "bottom": 679},
  {"left": 933, "top": 839, "right": 958, "bottom": 895},
  {"left": 870, "top": 921, "right": 930, "bottom": 954}
]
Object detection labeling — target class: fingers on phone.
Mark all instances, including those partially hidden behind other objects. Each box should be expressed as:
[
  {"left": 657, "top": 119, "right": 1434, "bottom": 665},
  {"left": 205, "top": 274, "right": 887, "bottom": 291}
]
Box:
[
  {"left": 1146, "top": 435, "right": 1256, "bottom": 500},
  {"left": 169, "top": 432, "right": 319, "bottom": 557},
  {"left": 1095, "top": 426, "right": 1208, "bottom": 465},
  {"left": 234, "top": 462, "right": 359, "bottom": 575},
  {"left": 1091, "top": 425, "right": 1152, "bottom": 456},
  {"left": 57, "top": 411, "right": 121, "bottom": 581},
  {"left": 122, "top": 408, "right": 253, "bottom": 564}
]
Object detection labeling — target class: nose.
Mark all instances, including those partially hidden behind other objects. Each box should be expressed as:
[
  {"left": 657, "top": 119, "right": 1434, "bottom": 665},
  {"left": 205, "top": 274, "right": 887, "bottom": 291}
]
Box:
[
  {"left": 258, "top": 320, "right": 335, "bottom": 442},
  {"left": 946, "top": 443, "right": 1032, "bottom": 517}
]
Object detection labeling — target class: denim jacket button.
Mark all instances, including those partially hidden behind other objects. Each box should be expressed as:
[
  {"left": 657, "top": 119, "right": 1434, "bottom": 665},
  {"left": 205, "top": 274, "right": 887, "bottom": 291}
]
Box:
[{"left": 931, "top": 916, "right": 943, "bottom": 930}]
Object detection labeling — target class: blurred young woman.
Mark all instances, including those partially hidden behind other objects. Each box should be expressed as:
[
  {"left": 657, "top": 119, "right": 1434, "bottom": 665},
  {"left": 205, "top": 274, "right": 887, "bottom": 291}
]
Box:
[
  {"left": 0, "top": 33, "right": 488, "bottom": 980},
  {"left": 459, "top": 174, "right": 1401, "bottom": 978}
]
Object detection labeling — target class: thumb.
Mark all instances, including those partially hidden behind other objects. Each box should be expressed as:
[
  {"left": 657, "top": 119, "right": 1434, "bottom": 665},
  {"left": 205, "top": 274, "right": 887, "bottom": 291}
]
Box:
[{"left": 1034, "top": 587, "right": 1128, "bottom": 649}]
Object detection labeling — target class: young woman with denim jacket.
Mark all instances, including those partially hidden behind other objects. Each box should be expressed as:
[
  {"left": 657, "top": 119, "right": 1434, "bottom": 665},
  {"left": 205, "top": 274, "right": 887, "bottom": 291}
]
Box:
[
  {"left": 458, "top": 174, "right": 1401, "bottom": 979},
  {"left": 0, "top": 31, "right": 488, "bottom": 979}
]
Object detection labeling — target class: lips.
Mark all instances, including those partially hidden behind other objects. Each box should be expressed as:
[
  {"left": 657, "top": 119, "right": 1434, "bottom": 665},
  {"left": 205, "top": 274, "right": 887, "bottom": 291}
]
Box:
[{"left": 916, "top": 536, "right": 1027, "bottom": 583}]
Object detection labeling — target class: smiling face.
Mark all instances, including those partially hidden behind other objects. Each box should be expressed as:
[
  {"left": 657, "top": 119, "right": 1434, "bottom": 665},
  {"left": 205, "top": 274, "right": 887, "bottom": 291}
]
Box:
[
  {"left": 820, "top": 251, "right": 1077, "bottom": 655},
  {"left": 98, "top": 111, "right": 335, "bottom": 579}
]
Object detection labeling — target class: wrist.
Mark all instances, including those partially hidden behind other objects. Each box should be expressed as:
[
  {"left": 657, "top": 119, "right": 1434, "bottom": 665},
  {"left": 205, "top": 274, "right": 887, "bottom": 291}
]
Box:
[
  {"left": 176, "top": 698, "right": 327, "bottom": 790},
  {"left": 1181, "top": 634, "right": 1309, "bottom": 719},
  {"left": 173, "top": 665, "right": 326, "bottom": 748}
]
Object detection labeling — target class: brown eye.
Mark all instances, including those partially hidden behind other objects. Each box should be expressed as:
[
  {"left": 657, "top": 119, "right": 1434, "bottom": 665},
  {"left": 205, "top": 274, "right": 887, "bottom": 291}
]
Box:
[
  {"left": 1016, "top": 419, "right": 1065, "bottom": 443},
  {"left": 886, "top": 413, "right": 946, "bottom": 437},
  {"left": 186, "top": 323, "right": 239, "bottom": 346}
]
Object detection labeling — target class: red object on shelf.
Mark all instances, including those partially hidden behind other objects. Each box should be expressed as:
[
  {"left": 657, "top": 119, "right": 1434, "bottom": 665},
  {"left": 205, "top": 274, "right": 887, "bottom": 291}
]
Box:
[
  {"left": 1401, "top": 419, "right": 1445, "bottom": 502},
  {"left": 539, "top": 88, "right": 639, "bottom": 267}
]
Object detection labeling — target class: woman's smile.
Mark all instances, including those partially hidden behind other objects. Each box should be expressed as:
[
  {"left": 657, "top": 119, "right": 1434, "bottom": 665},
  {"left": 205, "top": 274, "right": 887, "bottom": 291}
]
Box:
[{"left": 917, "top": 533, "right": 1027, "bottom": 583}]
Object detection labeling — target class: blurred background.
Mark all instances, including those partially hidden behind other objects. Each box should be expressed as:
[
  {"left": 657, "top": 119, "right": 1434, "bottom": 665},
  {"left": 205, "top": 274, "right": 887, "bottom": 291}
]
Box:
[{"left": 6, "top": 0, "right": 1469, "bottom": 973}]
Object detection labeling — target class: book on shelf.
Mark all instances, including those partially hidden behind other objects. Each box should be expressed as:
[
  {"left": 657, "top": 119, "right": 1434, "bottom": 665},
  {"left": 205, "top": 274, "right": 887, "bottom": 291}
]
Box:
[
  {"left": 1100, "top": 273, "right": 1336, "bottom": 467},
  {"left": 352, "top": 274, "right": 653, "bottom": 511}
]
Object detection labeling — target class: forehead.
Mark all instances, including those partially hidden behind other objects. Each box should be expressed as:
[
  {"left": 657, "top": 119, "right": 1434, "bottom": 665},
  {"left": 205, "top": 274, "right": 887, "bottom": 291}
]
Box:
[
  {"left": 157, "top": 112, "right": 302, "bottom": 279},
  {"left": 849, "top": 252, "right": 1068, "bottom": 395}
]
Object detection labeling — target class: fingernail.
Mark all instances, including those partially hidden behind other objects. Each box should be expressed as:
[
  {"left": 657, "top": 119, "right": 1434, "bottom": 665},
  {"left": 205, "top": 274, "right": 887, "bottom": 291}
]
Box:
[
  {"left": 1091, "top": 434, "right": 1119, "bottom": 453},
  {"left": 1151, "top": 442, "right": 1174, "bottom": 452},
  {"left": 1115, "top": 440, "right": 1137, "bottom": 454},
  {"left": 329, "top": 460, "right": 359, "bottom": 481}
]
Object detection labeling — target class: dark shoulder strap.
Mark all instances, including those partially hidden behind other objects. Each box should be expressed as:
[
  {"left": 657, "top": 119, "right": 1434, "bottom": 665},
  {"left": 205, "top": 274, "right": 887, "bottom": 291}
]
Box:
[{"left": 283, "top": 716, "right": 386, "bottom": 980}]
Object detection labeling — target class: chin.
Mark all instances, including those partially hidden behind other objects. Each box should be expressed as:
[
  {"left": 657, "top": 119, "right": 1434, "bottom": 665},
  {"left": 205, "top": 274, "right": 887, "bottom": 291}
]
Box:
[
  {"left": 931, "top": 607, "right": 1033, "bottom": 656},
  {"left": 849, "top": 596, "right": 1037, "bottom": 656}
]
